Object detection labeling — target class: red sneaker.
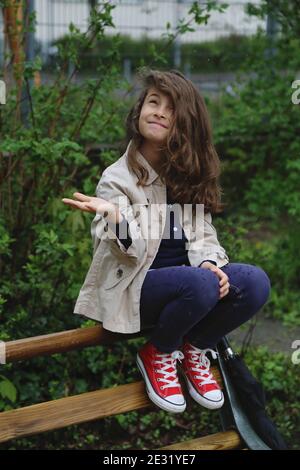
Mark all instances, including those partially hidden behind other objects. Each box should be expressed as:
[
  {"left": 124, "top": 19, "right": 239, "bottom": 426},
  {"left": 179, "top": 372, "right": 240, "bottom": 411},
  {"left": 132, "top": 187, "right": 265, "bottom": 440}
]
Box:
[
  {"left": 136, "top": 341, "right": 186, "bottom": 413},
  {"left": 180, "top": 342, "right": 224, "bottom": 410}
]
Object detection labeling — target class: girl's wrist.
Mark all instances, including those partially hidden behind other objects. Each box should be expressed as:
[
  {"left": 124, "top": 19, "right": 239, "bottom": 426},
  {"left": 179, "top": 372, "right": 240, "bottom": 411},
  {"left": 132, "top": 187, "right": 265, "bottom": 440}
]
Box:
[
  {"left": 200, "top": 260, "right": 217, "bottom": 268},
  {"left": 105, "top": 205, "right": 123, "bottom": 224}
]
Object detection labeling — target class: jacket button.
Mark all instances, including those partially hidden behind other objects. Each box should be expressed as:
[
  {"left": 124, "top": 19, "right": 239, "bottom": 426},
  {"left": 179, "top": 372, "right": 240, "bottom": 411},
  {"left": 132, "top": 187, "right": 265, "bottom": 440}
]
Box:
[
  {"left": 135, "top": 211, "right": 140, "bottom": 217},
  {"left": 116, "top": 268, "right": 123, "bottom": 278}
]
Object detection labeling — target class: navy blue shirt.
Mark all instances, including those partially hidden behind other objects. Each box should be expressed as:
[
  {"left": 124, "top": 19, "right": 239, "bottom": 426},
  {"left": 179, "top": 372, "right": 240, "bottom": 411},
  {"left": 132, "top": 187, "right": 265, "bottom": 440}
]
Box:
[
  {"left": 148, "top": 188, "right": 190, "bottom": 269},
  {"left": 108, "top": 187, "right": 217, "bottom": 269}
]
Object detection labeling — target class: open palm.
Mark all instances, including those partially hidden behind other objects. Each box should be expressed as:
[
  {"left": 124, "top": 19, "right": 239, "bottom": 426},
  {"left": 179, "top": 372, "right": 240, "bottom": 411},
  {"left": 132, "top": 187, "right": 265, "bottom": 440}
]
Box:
[{"left": 62, "top": 192, "right": 116, "bottom": 215}]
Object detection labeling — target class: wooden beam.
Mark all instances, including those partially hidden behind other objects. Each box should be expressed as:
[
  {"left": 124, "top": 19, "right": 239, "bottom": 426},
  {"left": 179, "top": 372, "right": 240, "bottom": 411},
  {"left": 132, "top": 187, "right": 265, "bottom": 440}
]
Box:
[
  {"left": 4, "top": 326, "right": 144, "bottom": 363},
  {"left": 0, "top": 381, "right": 151, "bottom": 443},
  {"left": 159, "top": 430, "right": 243, "bottom": 450},
  {"left": 0, "top": 367, "right": 223, "bottom": 443},
  {"left": 0, "top": 362, "right": 223, "bottom": 444},
  {"left": 1, "top": 326, "right": 228, "bottom": 447},
  {"left": 3, "top": 325, "right": 223, "bottom": 386}
]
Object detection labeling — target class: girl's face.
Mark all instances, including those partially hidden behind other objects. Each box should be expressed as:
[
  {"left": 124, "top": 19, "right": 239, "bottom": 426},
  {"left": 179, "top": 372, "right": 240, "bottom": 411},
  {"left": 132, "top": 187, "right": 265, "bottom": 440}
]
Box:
[{"left": 138, "top": 87, "right": 174, "bottom": 145}]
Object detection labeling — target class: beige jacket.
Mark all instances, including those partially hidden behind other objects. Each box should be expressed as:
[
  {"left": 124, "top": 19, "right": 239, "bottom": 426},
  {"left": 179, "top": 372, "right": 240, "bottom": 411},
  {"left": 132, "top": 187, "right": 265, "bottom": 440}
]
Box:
[{"left": 73, "top": 141, "right": 229, "bottom": 333}]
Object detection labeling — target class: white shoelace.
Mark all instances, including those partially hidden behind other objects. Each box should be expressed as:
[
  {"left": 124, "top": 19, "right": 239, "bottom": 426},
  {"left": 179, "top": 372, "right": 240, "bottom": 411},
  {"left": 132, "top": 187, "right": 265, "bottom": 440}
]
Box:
[
  {"left": 186, "top": 345, "right": 218, "bottom": 386},
  {"left": 154, "top": 350, "right": 185, "bottom": 390}
]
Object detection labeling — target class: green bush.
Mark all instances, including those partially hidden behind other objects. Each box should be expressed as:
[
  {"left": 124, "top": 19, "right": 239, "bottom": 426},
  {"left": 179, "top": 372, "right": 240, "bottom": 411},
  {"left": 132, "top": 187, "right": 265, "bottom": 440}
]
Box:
[
  {"left": 51, "top": 33, "right": 266, "bottom": 74},
  {"left": 212, "top": 23, "right": 300, "bottom": 326}
]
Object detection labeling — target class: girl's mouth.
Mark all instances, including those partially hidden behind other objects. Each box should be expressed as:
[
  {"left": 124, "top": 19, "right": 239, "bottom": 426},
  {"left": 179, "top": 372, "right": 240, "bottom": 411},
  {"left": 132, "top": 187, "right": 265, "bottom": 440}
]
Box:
[{"left": 148, "top": 122, "right": 167, "bottom": 129}]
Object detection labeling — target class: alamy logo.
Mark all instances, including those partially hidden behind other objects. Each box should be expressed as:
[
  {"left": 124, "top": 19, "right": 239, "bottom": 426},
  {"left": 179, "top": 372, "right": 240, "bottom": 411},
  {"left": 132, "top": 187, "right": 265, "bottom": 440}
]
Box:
[
  {"left": 93, "top": 199, "right": 218, "bottom": 261},
  {"left": 291, "top": 80, "right": 300, "bottom": 105},
  {"left": 0, "top": 341, "right": 6, "bottom": 364},
  {"left": 95, "top": 199, "right": 206, "bottom": 246},
  {"left": 0, "top": 80, "right": 6, "bottom": 105},
  {"left": 291, "top": 340, "right": 300, "bottom": 365}
]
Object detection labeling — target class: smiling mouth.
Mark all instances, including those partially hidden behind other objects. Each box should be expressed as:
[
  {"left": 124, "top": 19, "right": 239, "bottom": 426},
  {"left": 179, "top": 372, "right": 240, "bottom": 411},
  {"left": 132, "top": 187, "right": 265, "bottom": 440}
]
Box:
[{"left": 148, "top": 122, "right": 168, "bottom": 129}]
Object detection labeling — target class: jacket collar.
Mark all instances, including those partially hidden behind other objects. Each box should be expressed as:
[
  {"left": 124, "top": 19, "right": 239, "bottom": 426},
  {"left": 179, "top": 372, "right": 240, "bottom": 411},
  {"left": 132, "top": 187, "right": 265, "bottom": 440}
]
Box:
[{"left": 126, "top": 139, "right": 161, "bottom": 186}]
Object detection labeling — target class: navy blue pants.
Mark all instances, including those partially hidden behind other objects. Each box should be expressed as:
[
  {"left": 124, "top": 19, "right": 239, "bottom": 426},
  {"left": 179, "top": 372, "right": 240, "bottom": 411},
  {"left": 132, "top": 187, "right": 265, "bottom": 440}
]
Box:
[{"left": 139, "top": 263, "right": 271, "bottom": 353}]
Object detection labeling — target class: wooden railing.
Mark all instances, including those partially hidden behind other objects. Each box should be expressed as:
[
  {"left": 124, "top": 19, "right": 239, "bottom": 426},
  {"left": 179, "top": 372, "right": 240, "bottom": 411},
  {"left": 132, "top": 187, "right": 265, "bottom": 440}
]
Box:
[{"left": 0, "top": 325, "right": 243, "bottom": 450}]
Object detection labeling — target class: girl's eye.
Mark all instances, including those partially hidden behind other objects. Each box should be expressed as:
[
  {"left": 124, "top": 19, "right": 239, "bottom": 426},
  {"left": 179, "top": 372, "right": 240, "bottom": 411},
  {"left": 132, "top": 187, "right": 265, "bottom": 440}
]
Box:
[{"left": 148, "top": 99, "right": 173, "bottom": 112}]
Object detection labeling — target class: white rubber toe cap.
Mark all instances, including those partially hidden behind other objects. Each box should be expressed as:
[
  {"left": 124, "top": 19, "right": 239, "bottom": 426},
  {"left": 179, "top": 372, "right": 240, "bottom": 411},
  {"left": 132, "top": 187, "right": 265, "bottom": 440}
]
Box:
[
  {"left": 166, "top": 394, "right": 186, "bottom": 406},
  {"left": 203, "top": 390, "right": 223, "bottom": 402}
]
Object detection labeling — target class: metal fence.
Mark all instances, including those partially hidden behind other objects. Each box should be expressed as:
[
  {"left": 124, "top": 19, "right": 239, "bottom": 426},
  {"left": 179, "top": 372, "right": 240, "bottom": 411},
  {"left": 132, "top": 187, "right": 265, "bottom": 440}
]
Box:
[
  {"left": 0, "top": 0, "right": 266, "bottom": 93},
  {"left": 0, "top": 0, "right": 265, "bottom": 61}
]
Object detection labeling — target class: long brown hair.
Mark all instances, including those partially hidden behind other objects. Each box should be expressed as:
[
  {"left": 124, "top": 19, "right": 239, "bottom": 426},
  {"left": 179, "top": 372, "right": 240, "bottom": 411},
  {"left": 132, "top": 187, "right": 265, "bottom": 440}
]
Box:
[{"left": 125, "top": 68, "right": 226, "bottom": 214}]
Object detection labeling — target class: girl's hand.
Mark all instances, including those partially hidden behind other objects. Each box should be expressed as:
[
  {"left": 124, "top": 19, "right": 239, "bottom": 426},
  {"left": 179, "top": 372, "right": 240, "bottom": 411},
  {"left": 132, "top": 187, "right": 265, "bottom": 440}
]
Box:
[
  {"left": 62, "top": 192, "right": 123, "bottom": 223},
  {"left": 200, "top": 261, "right": 230, "bottom": 299}
]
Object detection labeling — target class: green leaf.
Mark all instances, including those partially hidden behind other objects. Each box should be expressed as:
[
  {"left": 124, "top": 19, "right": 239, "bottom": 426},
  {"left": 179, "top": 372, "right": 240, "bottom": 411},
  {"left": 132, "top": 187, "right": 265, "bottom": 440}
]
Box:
[{"left": 0, "top": 377, "right": 17, "bottom": 403}]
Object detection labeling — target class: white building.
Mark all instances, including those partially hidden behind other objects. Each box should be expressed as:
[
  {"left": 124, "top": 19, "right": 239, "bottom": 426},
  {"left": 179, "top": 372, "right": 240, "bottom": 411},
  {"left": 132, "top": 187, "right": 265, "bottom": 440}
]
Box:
[{"left": 32, "top": 0, "right": 265, "bottom": 56}]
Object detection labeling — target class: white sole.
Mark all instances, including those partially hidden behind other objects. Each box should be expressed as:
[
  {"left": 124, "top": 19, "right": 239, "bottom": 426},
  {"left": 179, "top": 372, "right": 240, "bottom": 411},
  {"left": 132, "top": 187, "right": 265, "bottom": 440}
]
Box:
[
  {"left": 182, "top": 372, "right": 224, "bottom": 410},
  {"left": 136, "top": 353, "right": 186, "bottom": 414}
]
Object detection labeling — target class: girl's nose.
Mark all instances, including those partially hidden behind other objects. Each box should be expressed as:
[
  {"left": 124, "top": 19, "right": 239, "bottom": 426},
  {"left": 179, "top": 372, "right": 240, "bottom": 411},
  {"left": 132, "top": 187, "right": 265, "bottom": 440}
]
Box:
[{"left": 154, "top": 106, "right": 167, "bottom": 118}]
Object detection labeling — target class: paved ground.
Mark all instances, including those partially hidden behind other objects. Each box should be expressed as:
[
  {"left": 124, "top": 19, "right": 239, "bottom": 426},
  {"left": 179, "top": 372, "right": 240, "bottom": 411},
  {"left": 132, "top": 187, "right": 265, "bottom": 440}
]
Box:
[{"left": 228, "top": 315, "right": 300, "bottom": 355}]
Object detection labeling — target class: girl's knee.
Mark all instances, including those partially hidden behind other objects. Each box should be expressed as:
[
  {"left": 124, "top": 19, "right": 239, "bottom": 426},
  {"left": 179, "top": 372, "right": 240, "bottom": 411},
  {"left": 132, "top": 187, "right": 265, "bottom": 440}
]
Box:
[
  {"left": 186, "top": 268, "right": 219, "bottom": 310},
  {"left": 258, "top": 267, "right": 271, "bottom": 303},
  {"left": 245, "top": 265, "right": 271, "bottom": 307}
]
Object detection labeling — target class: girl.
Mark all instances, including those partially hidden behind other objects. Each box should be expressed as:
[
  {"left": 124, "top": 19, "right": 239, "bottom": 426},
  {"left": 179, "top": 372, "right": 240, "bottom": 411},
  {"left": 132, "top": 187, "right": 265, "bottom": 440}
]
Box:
[{"left": 62, "top": 69, "right": 271, "bottom": 415}]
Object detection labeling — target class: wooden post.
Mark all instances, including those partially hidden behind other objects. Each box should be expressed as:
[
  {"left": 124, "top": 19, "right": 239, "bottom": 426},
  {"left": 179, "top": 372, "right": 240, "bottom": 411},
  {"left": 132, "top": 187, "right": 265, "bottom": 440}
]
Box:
[{"left": 2, "top": 1, "right": 24, "bottom": 105}]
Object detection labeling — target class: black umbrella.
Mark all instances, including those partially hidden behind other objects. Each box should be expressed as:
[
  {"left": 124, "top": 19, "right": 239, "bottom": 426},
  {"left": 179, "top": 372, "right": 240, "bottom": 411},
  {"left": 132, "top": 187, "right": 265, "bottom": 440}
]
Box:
[{"left": 216, "top": 336, "right": 288, "bottom": 450}]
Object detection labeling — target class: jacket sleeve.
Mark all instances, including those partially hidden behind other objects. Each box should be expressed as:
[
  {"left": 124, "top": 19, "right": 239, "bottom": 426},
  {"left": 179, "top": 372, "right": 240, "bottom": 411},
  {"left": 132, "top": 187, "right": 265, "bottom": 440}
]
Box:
[
  {"left": 188, "top": 211, "right": 229, "bottom": 268},
  {"left": 199, "top": 259, "right": 217, "bottom": 267},
  {"left": 90, "top": 171, "right": 145, "bottom": 260}
]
